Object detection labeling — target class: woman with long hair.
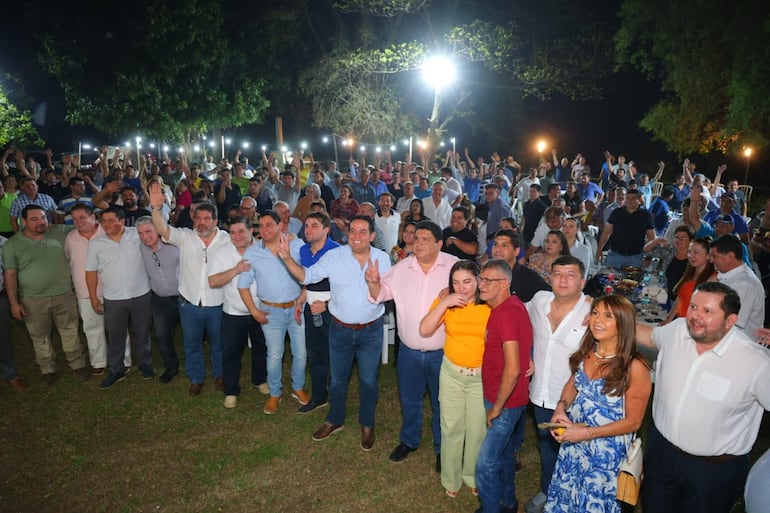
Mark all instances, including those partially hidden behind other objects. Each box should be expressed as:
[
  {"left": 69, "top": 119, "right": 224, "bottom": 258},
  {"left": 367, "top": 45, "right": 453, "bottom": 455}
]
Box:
[
  {"left": 545, "top": 295, "right": 652, "bottom": 512},
  {"left": 527, "top": 230, "right": 571, "bottom": 285},
  {"left": 561, "top": 217, "right": 592, "bottom": 277},
  {"left": 330, "top": 184, "right": 359, "bottom": 232},
  {"left": 420, "top": 260, "right": 491, "bottom": 499},
  {"left": 661, "top": 237, "right": 715, "bottom": 325},
  {"left": 391, "top": 221, "right": 417, "bottom": 264},
  {"left": 402, "top": 197, "right": 429, "bottom": 224}
]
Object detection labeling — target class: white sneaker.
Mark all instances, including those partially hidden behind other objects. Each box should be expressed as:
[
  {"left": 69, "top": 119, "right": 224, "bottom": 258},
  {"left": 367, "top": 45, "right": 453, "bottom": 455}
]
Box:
[
  {"left": 224, "top": 395, "right": 238, "bottom": 409},
  {"left": 524, "top": 492, "right": 547, "bottom": 513}
]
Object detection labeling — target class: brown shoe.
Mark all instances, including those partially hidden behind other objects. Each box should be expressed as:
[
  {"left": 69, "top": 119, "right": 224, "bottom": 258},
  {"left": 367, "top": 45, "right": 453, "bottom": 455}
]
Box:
[
  {"left": 312, "top": 422, "right": 343, "bottom": 441},
  {"left": 74, "top": 367, "right": 91, "bottom": 382},
  {"left": 291, "top": 388, "right": 310, "bottom": 405},
  {"left": 214, "top": 376, "right": 224, "bottom": 391},
  {"left": 188, "top": 382, "right": 204, "bottom": 396},
  {"left": 361, "top": 426, "right": 375, "bottom": 451},
  {"left": 41, "top": 373, "right": 56, "bottom": 387},
  {"left": 91, "top": 367, "right": 105, "bottom": 376},
  {"left": 8, "top": 377, "right": 27, "bottom": 390},
  {"left": 263, "top": 396, "right": 281, "bottom": 414}
]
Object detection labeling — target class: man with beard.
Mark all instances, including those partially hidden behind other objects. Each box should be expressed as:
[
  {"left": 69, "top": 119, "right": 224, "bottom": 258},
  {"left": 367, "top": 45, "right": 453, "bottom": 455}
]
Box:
[
  {"left": 118, "top": 186, "right": 151, "bottom": 227},
  {"left": 207, "top": 216, "right": 267, "bottom": 409},
  {"left": 635, "top": 282, "right": 770, "bottom": 513},
  {"left": 3, "top": 205, "right": 88, "bottom": 385},
  {"left": 148, "top": 183, "right": 230, "bottom": 396}
]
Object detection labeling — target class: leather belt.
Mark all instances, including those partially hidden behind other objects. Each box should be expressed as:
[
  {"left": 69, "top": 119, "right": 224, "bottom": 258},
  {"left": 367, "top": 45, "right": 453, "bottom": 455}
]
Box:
[
  {"left": 332, "top": 315, "right": 378, "bottom": 330},
  {"left": 262, "top": 299, "right": 296, "bottom": 309}
]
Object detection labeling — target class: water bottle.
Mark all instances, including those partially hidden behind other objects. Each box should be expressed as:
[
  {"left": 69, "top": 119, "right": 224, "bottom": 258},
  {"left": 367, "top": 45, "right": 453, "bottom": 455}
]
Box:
[{"left": 312, "top": 313, "right": 324, "bottom": 327}]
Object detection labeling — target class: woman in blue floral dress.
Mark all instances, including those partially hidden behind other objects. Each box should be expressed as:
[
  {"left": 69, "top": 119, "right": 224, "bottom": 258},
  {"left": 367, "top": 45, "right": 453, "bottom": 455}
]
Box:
[{"left": 544, "top": 295, "right": 652, "bottom": 513}]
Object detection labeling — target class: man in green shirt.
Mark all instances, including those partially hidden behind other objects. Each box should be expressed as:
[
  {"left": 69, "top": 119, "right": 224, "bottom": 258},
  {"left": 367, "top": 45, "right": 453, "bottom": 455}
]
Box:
[
  {"left": 0, "top": 178, "right": 16, "bottom": 237},
  {"left": 2, "top": 205, "right": 88, "bottom": 385}
]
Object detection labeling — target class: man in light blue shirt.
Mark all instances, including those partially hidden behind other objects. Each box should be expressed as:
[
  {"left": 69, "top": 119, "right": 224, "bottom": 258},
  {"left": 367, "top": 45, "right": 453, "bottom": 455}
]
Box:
[
  {"left": 278, "top": 215, "right": 391, "bottom": 451},
  {"left": 238, "top": 210, "right": 307, "bottom": 415}
]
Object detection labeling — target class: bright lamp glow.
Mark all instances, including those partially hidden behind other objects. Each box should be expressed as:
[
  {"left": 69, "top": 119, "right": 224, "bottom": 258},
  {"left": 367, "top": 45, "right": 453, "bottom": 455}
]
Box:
[
  {"left": 225, "top": 138, "right": 232, "bottom": 145},
  {"left": 301, "top": 142, "right": 308, "bottom": 150},
  {"left": 450, "top": 137, "right": 456, "bottom": 143},
  {"left": 242, "top": 142, "right": 250, "bottom": 149},
  {"left": 390, "top": 145, "right": 397, "bottom": 152},
  {"left": 208, "top": 141, "right": 215, "bottom": 148},
  {"left": 82, "top": 144, "right": 92, "bottom": 150},
  {"left": 403, "top": 139, "right": 409, "bottom": 146},
  {"left": 422, "top": 55, "right": 455, "bottom": 90},
  {"left": 281, "top": 145, "right": 288, "bottom": 152},
  {"left": 360, "top": 145, "right": 366, "bottom": 152},
  {"left": 136, "top": 136, "right": 142, "bottom": 143},
  {"left": 376, "top": 147, "right": 382, "bottom": 153},
  {"left": 193, "top": 145, "right": 200, "bottom": 152},
  {"left": 178, "top": 147, "right": 185, "bottom": 153},
  {"left": 745, "top": 147, "right": 753, "bottom": 157},
  {"left": 261, "top": 145, "right": 267, "bottom": 151},
  {"left": 150, "top": 143, "right": 156, "bottom": 149},
  {"left": 163, "top": 145, "right": 170, "bottom": 152},
  {"left": 322, "top": 136, "right": 329, "bottom": 143},
  {"left": 536, "top": 140, "right": 546, "bottom": 153},
  {"left": 125, "top": 142, "right": 131, "bottom": 147}
]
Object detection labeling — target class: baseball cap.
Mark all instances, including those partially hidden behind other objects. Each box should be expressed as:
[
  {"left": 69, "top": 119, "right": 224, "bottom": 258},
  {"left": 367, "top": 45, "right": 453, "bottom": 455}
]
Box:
[{"left": 715, "top": 214, "right": 734, "bottom": 225}]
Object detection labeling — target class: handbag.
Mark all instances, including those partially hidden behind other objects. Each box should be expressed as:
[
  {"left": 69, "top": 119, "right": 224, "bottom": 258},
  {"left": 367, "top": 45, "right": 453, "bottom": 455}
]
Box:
[{"left": 616, "top": 435, "right": 643, "bottom": 505}]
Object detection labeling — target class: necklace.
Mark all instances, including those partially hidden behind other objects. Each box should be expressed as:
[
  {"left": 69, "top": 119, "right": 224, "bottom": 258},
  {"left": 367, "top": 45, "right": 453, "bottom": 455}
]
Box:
[{"left": 593, "top": 344, "right": 617, "bottom": 363}]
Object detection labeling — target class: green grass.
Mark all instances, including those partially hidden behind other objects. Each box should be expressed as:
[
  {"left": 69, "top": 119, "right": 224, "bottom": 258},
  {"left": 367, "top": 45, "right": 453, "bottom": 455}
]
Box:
[{"left": 2, "top": 321, "right": 767, "bottom": 513}]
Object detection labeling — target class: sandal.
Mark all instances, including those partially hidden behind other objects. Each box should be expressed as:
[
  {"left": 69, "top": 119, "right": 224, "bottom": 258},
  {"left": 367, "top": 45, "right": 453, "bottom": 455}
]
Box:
[{"left": 445, "top": 489, "right": 459, "bottom": 498}]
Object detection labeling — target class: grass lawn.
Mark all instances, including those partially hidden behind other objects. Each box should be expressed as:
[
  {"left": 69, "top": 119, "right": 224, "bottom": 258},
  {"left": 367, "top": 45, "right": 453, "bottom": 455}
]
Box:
[{"left": 2, "top": 321, "right": 767, "bottom": 513}]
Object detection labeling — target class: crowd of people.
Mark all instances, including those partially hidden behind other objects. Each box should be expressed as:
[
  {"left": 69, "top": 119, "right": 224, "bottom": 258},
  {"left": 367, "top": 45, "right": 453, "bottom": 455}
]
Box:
[{"left": 1, "top": 143, "right": 769, "bottom": 513}]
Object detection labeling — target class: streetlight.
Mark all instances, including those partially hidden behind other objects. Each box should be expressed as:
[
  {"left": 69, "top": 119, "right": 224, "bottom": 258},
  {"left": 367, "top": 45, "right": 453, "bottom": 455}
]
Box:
[
  {"left": 536, "top": 140, "right": 546, "bottom": 155},
  {"left": 422, "top": 55, "right": 455, "bottom": 91},
  {"left": 744, "top": 147, "right": 753, "bottom": 184}
]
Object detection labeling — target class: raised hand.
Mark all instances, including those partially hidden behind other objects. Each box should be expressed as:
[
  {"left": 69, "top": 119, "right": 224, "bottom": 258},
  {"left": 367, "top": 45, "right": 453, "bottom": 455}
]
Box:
[{"left": 364, "top": 258, "right": 380, "bottom": 284}]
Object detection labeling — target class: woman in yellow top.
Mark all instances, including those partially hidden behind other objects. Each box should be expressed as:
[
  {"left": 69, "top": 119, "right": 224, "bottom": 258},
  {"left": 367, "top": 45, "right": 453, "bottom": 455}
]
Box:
[{"left": 420, "top": 260, "right": 491, "bottom": 499}]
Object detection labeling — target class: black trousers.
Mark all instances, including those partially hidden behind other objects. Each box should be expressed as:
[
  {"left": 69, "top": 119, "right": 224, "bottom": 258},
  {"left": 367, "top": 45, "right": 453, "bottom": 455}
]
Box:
[{"left": 642, "top": 423, "right": 749, "bottom": 513}]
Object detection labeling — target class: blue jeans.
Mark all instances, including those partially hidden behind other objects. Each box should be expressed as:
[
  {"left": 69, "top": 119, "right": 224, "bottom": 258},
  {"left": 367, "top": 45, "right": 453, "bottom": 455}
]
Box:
[
  {"left": 327, "top": 317, "right": 383, "bottom": 428},
  {"left": 533, "top": 405, "right": 559, "bottom": 494},
  {"left": 261, "top": 303, "right": 306, "bottom": 397},
  {"left": 221, "top": 313, "right": 266, "bottom": 396},
  {"left": 152, "top": 293, "right": 180, "bottom": 373},
  {"left": 475, "top": 400, "right": 525, "bottom": 513},
  {"left": 178, "top": 298, "right": 223, "bottom": 384},
  {"left": 303, "top": 305, "right": 331, "bottom": 404},
  {"left": 397, "top": 343, "right": 443, "bottom": 452},
  {"left": 605, "top": 250, "right": 643, "bottom": 269}
]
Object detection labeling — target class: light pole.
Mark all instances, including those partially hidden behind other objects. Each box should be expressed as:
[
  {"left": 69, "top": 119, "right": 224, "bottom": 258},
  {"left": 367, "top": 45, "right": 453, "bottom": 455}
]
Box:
[{"left": 743, "top": 147, "right": 752, "bottom": 185}]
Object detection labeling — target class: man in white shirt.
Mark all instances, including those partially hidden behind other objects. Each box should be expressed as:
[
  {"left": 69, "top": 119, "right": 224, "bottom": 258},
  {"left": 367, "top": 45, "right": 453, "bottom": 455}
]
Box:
[
  {"left": 709, "top": 235, "right": 765, "bottom": 335},
  {"left": 395, "top": 181, "right": 416, "bottom": 214},
  {"left": 207, "top": 216, "right": 266, "bottom": 409},
  {"left": 523, "top": 256, "right": 591, "bottom": 513},
  {"left": 375, "top": 193, "right": 401, "bottom": 251},
  {"left": 422, "top": 181, "right": 452, "bottom": 229},
  {"left": 148, "top": 183, "right": 231, "bottom": 397},
  {"left": 636, "top": 282, "right": 770, "bottom": 513},
  {"left": 85, "top": 207, "right": 153, "bottom": 388}
]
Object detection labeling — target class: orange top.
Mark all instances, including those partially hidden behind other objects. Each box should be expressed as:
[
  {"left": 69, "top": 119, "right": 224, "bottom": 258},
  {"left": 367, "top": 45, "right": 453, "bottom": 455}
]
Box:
[{"left": 430, "top": 298, "right": 491, "bottom": 368}]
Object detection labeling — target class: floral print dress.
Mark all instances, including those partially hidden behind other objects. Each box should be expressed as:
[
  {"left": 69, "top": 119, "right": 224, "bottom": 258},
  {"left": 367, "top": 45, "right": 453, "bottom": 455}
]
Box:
[{"left": 544, "top": 361, "right": 630, "bottom": 513}]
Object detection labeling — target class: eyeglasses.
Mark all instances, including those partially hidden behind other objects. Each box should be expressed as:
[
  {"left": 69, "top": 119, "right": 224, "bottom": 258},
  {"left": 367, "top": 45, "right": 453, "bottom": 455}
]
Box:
[
  {"left": 152, "top": 252, "right": 161, "bottom": 268},
  {"left": 479, "top": 277, "right": 507, "bottom": 285}
]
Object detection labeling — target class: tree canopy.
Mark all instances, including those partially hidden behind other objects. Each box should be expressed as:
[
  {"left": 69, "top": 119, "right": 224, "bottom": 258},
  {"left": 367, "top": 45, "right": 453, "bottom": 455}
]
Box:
[
  {"left": 0, "top": 78, "right": 44, "bottom": 148},
  {"left": 28, "top": 0, "right": 276, "bottom": 142},
  {"left": 615, "top": 0, "right": 770, "bottom": 155},
  {"left": 301, "top": 0, "right": 614, "bottom": 152}
]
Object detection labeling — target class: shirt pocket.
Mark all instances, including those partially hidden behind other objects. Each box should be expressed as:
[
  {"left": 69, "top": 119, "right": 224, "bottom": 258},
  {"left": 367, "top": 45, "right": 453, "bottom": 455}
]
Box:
[{"left": 695, "top": 371, "right": 731, "bottom": 402}]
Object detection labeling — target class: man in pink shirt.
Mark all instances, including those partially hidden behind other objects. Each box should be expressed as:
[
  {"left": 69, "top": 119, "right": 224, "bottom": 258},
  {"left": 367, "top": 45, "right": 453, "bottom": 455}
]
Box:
[{"left": 366, "top": 220, "right": 458, "bottom": 470}]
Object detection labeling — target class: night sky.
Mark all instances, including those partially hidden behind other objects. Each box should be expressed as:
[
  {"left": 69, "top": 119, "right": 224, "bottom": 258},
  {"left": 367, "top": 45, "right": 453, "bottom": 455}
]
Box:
[{"left": 1, "top": 0, "right": 765, "bottom": 189}]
